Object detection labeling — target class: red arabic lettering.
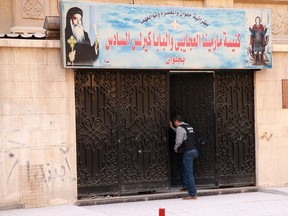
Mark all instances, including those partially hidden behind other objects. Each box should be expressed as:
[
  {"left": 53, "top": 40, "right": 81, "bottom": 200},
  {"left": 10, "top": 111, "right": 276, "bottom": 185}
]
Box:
[{"left": 106, "top": 31, "right": 241, "bottom": 52}]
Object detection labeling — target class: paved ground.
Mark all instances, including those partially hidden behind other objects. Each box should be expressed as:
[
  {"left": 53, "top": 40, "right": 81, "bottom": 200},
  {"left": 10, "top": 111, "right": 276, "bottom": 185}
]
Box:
[{"left": 1, "top": 187, "right": 288, "bottom": 216}]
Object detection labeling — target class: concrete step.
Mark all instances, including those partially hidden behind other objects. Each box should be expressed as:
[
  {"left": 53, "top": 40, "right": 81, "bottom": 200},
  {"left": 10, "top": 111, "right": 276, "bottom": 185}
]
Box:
[{"left": 75, "top": 186, "right": 258, "bottom": 206}]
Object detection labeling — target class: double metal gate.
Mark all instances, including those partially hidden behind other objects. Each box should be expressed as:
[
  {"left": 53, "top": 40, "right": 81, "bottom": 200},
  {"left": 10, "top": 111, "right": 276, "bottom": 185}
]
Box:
[
  {"left": 170, "top": 71, "right": 255, "bottom": 187},
  {"left": 75, "top": 69, "right": 255, "bottom": 196},
  {"left": 75, "top": 69, "right": 169, "bottom": 196}
]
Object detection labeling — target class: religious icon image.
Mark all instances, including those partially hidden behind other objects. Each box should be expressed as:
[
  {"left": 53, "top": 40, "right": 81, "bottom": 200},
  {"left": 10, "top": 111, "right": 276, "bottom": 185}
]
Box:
[
  {"left": 248, "top": 16, "right": 269, "bottom": 65},
  {"left": 65, "top": 7, "right": 99, "bottom": 66}
]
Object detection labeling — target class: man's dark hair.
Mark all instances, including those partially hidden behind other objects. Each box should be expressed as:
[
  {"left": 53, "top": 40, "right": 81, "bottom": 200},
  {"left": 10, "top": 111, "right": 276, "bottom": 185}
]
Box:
[
  {"left": 66, "top": 7, "right": 83, "bottom": 31},
  {"left": 67, "top": 7, "right": 83, "bottom": 21},
  {"left": 173, "top": 114, "right": 184, "bottom": 122}
]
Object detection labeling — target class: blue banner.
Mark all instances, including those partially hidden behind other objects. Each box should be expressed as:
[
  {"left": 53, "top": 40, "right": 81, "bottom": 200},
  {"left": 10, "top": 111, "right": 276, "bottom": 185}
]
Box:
[{"left": 61, "top": 2, "right": 272, "bottom": 69}]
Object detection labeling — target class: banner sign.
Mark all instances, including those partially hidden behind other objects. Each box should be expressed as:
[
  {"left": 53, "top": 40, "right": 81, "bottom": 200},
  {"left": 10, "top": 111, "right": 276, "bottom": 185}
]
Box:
[{"left": 60, "top": 1, "right": 272, "bottom": 69}]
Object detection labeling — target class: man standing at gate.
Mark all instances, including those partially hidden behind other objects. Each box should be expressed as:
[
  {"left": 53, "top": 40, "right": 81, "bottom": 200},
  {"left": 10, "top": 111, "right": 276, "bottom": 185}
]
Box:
[{"left": 170, "top": 115, "right": 198, "bottom": 200}]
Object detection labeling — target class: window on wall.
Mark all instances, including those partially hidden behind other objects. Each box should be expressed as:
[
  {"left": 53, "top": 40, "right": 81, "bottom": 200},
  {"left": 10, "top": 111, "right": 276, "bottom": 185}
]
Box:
[{"left": 282, "top": 80, "right": 288, "bottom": 108}]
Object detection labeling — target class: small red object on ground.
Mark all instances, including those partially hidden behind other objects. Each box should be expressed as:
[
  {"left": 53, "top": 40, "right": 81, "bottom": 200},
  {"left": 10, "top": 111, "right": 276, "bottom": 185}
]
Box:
[{"left": 159, "top": 208, "right": 165, "bottom": 216}]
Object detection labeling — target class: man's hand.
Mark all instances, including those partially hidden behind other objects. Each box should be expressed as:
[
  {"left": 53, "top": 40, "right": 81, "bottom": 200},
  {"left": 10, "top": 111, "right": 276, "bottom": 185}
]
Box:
[{"left": 68, "top": 50, "right": 76, "bottom": 63}]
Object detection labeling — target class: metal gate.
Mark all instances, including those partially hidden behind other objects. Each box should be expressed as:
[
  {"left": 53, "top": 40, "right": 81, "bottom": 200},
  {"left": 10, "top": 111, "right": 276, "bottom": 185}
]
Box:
[
  {"left": 170, "top": 71, "right": 255, "bottom": 187},
  {"left": 215, "top": 71, "right": 255, "bottom": 187},
  {"left": 170, "top": 72, "right": 216, "bottom": 187},
  {"left": 75, "top": 69, "right": 169, "bottom": 196}
]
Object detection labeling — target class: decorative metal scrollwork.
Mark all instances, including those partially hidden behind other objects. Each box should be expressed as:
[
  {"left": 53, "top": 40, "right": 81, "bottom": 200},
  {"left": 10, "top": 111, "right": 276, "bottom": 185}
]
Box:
[
  {"left": 215, "top": 71, "right": 255, "bottom": 179},
  {"left": 76, "top": 70, "right": 169, "bottom": 194}
]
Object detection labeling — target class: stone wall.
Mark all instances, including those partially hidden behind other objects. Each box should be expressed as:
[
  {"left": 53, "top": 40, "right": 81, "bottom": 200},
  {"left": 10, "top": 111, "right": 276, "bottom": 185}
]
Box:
[
  {"left": 255, "top": 49, "right": 288, "bottom": 187},
  {"left": 0, "top": 40, "right": 77, "bottom": 208}
]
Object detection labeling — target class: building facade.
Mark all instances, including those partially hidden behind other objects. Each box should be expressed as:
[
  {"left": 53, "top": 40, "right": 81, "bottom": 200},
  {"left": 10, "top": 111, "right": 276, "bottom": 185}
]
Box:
[{"left": 1, "top": 0, "right": 288, "bottom": 209}]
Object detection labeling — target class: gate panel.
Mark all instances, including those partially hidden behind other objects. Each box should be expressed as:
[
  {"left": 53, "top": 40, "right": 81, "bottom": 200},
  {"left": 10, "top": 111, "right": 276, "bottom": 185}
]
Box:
[
  {"left": 75, "top": 70, "right": 169, "bottom": 196},
  {"left": 170, "top": 73, "right": 216, "bottom": 187},
  {"left": 118, "top": 70, "right": 169, "bottom": 192},
  {"left": 215, "top": 71, "right": 255, "bottom": 186},
  {"left": 75, "top": 70, "right": 119, "bottom": 196}
]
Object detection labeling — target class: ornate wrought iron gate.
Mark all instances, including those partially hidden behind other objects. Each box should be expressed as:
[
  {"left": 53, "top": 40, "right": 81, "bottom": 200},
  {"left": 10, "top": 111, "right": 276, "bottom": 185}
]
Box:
[
  {"left": 215, "top": 71, "right": 255, "bottom": 186},
  {"left": 76, "top": 69, "right": 255, "bottom": 195},
  {"left": 75, "top": 69, "right": 169, "bottom": 196},
  {"left": 170, "top": 71, "right": 255, "bottom": 187},
  {"left": 170, "top": 72, "right": 216, "bottom": 187}
]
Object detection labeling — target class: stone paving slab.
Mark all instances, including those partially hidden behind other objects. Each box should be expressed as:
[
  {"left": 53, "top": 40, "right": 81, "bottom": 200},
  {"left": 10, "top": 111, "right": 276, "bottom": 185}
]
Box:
[
  {"left": 84, "top": 189, "right": 288, "bottom": 216},
  {"left": 1, "top": 187, "right": 288, "bottom": 216},
  {"left": 0, "top": 204, "right": 103, "bottom": 216}
]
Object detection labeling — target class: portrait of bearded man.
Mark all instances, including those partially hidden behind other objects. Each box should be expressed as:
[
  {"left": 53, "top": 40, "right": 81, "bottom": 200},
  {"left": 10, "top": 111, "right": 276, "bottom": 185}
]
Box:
[{"left": 65, "top": 7, "right": 99, "bottom": 66}]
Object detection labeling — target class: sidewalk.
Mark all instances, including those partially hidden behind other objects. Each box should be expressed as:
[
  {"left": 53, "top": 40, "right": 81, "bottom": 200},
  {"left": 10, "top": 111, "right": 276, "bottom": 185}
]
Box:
[{"left": 1, "top": 187, "right": 288, "bottom": 216}]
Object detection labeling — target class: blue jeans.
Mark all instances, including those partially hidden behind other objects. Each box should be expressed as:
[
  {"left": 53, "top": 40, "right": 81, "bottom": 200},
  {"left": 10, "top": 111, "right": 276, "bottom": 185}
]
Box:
[{"left": 182, "top": 149, "right": 198, "bottom": 196}]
